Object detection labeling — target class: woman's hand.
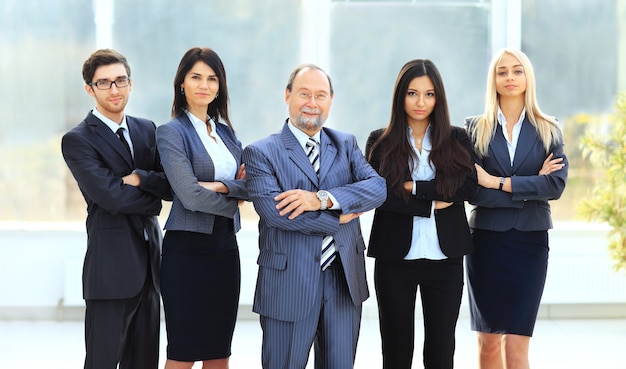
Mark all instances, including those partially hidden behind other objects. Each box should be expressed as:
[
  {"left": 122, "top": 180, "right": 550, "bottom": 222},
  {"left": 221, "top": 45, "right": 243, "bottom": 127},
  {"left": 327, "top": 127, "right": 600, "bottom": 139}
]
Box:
[
  {"left": 236, "top": 164, "right": 246, "bottom": 180},
  {"left": 434, "top": 201, "right": 453, "bottom": 210},
  {"left": 539, "top": 153, "right": 564, "bottom": 175},
  {"left": 403, "top": 181, "right": 413, "bottom": 193},
  {"left": 199, "top": 181, "right": 228, "bottom": 194},
  {"left": 475, "top": 163, "right": 499, "bottom": 189}
]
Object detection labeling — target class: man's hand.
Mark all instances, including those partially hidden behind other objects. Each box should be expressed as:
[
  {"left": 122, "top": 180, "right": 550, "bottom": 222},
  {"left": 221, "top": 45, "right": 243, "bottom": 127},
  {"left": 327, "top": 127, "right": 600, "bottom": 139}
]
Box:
[
  {"left": 339, "top": 212, "right": 363, "bottom": 224},
  {"left": 122, "top": 173, "right": 140, "bottom": 187},
  {"left": 275, "top": 189, "right": 320, "bottom": 220}
]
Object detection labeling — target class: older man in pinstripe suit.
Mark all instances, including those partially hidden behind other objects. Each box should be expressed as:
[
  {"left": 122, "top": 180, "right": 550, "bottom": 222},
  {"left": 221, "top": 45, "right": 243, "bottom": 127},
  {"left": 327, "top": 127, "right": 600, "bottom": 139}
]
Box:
[{"left": 243, "top": 64, "right": 386, "bottom": 369}]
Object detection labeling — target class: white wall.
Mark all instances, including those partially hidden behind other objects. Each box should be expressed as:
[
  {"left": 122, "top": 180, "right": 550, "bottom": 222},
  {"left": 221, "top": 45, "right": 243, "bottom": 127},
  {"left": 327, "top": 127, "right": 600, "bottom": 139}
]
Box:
[{"left": 1, "top": 218, "right": 625, "bottom": 320}]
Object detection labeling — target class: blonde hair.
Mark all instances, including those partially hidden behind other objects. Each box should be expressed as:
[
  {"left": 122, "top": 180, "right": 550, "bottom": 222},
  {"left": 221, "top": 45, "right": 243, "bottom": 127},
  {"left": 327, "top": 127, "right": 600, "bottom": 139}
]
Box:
[{"left": 469, "top": 48, "right": 562, "bottom": 157}]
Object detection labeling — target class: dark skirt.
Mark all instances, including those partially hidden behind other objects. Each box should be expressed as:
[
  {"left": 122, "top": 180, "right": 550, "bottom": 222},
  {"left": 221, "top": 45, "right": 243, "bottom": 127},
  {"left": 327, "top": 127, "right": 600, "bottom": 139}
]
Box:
[
  {"left": 466, "top": 228, "right": 548, "bottom": 337},
  {"left": 160, "top": 216, "right": 241, "bottom": 361}
]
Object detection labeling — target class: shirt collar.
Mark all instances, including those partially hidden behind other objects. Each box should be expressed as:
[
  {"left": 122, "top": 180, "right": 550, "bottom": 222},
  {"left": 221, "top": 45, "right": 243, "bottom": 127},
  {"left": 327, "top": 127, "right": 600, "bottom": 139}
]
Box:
[
  {"left": 287, "top": 118, "right": 321, "bottom": 149},
  {"left": 186, "top": 110, "right": 217, "bottom": 138},
  {"left": 497, "top": 106, "right": 526, "bottom": 127},
  {"left": 92, "top": 108, "right": 128, "bottom": 133},
  {"left": 407, "top": 124, "right": 432, "bottom": 148}
]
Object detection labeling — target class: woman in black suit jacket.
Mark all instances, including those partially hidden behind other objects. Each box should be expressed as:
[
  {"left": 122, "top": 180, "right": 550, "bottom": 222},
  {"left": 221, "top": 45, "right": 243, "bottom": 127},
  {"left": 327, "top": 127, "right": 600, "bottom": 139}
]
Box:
[{"left": 365, "top": 59, "right": 477, "bottom": 369}]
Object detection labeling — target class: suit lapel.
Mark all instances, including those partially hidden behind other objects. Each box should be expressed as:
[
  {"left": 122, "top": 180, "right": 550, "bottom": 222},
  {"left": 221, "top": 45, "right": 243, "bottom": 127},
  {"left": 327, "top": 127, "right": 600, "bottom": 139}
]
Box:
[
  {"left": 216, "top": 123, "right": 241, "bottom": 165},
  {"left": 281, "top": 124, "right": 319, "bottom": 185},
  {"left": 511, "top": 118, "right": 539, "bottom": 172},
  {"left": 490, "top": 124, "right": 513, "bottom": 175},
  {"left": 87, "top": 113, "right": 134, "bottom": 169},
  {"left": 126, "top": 117, "right": 142, "bottom": 167},
  {"left": 319, "top": 129, "right": 337, "bottom": 182}
]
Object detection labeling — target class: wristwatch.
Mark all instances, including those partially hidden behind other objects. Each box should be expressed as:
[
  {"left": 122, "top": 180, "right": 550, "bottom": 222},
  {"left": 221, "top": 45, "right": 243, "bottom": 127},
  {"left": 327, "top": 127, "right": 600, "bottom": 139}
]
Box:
[{"left": 316, "top": 190, "right": 329, "bottom": 210}]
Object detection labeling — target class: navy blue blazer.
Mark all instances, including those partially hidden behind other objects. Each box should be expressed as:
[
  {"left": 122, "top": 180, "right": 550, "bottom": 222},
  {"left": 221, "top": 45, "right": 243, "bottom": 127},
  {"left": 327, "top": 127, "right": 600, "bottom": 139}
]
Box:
[
  {"left": 243, "top": 123, "right": 387, "bottom": 322},
  {"left": 465, "top": 116, "right": 568, "bottom": 231},
  {"left": 61, "top": 111, "right": 172, "bottom": 299},
  {"left": 365, "top": 126, "right": 477, "bottom": 260},
  {"left": 156, "top": 113, "right": 248, "bottom": 235}
]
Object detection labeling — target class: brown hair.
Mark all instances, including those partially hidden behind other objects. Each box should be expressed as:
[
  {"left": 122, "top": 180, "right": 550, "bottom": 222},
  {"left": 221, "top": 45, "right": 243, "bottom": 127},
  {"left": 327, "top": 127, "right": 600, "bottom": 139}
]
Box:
[{"left": 82, "top": 49, "right": 131, "bottom": 85}]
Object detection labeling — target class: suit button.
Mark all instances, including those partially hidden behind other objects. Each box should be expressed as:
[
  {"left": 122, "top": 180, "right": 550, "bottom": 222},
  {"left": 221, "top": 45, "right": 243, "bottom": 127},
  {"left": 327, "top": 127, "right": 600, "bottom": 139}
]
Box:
[{"left": 314, "top": 256, "right": 320, "bottom": 262}]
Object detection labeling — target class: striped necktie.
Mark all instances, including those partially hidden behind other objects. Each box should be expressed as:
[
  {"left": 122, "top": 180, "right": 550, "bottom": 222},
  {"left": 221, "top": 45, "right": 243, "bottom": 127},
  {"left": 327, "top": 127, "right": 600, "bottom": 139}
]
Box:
[{"left": 306, "top": 138, "right": 336, "bottom": 270}]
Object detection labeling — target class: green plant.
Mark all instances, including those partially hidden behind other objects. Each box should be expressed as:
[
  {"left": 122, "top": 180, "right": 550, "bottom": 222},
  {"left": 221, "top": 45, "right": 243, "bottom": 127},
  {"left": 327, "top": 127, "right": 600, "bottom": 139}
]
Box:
[{"left": 577, "top": 92, "right": 626, "bottom": 271}]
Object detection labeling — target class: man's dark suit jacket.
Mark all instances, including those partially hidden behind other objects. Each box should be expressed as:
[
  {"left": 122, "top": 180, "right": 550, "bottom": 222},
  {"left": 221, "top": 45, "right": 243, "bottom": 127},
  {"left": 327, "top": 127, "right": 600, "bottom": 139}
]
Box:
[
  {"left": 61, "top": 111, "right": 172, "bottom": 300},
  {"left": 365, "top": 126, "right": 477, "bottom": 260}
]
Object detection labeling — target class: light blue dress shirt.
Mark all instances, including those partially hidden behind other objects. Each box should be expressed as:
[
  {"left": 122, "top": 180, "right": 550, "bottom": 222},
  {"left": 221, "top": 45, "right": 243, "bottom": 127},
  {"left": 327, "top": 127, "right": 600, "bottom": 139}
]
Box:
[{"left": 405, "top": 125, "right": 446, "bottom": 260}]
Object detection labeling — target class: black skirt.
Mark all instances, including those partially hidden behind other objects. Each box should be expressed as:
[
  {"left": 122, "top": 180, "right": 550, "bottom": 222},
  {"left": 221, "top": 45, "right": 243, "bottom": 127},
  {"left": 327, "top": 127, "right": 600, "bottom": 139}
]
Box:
[
  {"left": 160, "top": 216, "right": 241, "bottom": 361},
  {"left": 466, "top": 228, "right": 548, "bottom": 337}
]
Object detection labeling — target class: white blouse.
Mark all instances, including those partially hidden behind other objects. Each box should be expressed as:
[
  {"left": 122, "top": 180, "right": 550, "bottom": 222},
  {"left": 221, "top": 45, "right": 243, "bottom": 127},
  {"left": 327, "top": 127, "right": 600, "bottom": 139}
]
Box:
[
  {"left": 498, "top": 106, "right": 526, "bottom": 166},
  {"left": 186, "top": 111, "right": 237, "bottom": 181}
]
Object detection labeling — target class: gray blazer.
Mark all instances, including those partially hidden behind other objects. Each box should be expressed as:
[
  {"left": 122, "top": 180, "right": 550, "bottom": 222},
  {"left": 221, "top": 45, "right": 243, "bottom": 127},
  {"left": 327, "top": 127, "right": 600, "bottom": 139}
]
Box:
[
  {"left": 156, "top": 113, "right": 248, "bottom": 234},
  {"left": 466, "top": 116, "right": 568, "bottom": 231},
  {"left": 243, "top": 123, "right": 387, "bottom": 322}
]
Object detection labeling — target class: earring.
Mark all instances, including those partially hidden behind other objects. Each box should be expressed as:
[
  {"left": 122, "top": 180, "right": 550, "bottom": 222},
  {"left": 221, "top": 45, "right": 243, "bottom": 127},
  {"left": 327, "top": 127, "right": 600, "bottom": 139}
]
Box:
[
  {"left": 215, "top": 92, "right": 219, "bottom": 99},
  {"left": 180, "top": 87, "right": 185, "bottom": 95}
]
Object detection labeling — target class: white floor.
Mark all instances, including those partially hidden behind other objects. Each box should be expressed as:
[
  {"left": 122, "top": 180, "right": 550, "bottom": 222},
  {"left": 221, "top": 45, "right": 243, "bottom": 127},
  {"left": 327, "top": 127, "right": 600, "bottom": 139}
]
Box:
[{"left": 1, "top": 317, "right": 625, "bottom": 369}]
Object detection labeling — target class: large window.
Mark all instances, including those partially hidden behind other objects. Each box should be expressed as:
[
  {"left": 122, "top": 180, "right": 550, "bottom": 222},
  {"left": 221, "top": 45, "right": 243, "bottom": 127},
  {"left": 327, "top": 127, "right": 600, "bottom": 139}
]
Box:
[{"left": 0, "top": 0, "right": 622, "bottom": 222}]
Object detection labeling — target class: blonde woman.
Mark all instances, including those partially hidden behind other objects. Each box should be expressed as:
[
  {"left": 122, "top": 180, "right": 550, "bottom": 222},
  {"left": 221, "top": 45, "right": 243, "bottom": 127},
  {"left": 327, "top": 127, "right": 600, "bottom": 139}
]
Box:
[{"left": 465, "top": 48, "right": 568, "bottom": 369}]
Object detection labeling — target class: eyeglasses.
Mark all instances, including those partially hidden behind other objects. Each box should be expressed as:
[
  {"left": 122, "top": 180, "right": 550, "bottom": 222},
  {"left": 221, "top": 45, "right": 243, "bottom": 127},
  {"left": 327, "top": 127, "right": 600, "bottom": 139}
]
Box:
[
  {"left": 89, "top": 77, "right": 130, "bottom": 90},
  {"left": 296, "top": 92, "right": 329, "bottom": 102}
]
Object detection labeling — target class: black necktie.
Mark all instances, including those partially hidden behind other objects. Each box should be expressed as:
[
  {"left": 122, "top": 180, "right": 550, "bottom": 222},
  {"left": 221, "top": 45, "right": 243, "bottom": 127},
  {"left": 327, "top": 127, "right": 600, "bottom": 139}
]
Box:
[{"left": 116, "top": 127, "right": 133, "bottom": 163}]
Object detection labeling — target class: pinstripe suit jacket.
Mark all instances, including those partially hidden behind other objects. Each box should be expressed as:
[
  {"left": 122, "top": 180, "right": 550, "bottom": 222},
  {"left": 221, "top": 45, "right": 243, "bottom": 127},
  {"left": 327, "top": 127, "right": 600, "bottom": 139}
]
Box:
[
  {"left": 243, "top": 122, "right": 386, "bottom": 322},
  {"left": 156, "top": 113, "right": 248, "bottom": 234},
  {"left": 466, "top": 116, "right": 568, "bottom": 231}
]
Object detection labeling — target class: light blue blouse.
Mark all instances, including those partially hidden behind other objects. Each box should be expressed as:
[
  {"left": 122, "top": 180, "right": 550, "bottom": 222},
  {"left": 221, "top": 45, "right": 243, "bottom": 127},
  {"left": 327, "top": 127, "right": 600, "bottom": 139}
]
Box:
[{"left": 405, "top": 125, "right": 446, "bottom": 260}]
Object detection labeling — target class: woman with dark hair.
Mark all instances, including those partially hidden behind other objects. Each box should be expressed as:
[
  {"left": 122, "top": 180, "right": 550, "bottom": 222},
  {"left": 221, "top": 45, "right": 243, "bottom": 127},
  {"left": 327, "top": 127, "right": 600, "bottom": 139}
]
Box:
[
  {"left": 365, "top": 59, "right": 477, "bottom": 369},
  {"left": 156, "top": 47, "right": 248, "bottom": 369}
]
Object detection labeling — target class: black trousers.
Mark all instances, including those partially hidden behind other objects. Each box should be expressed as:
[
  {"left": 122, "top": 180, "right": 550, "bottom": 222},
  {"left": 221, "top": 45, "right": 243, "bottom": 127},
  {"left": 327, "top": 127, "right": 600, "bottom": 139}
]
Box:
[
  {"left": 374, "top": 257, "right": 464, "bottom": 369},
  {"left": 84, "top": 272, "right": 160, "bottom": 369}
]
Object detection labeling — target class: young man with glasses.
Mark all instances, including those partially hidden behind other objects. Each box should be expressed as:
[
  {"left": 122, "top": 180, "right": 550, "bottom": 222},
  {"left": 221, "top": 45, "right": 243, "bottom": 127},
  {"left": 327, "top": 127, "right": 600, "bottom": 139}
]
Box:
[{"left": 61, "top": 48, "right": 171, "bottom": 369}]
